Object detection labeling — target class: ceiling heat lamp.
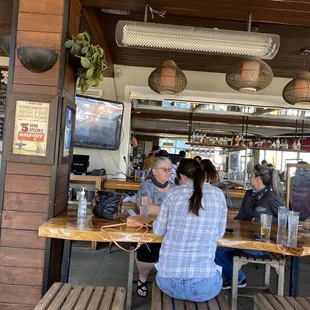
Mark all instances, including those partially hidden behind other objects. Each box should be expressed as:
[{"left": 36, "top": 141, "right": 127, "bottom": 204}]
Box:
[{"left": 115, "top": 20, "right": 280, "bottom": 60}]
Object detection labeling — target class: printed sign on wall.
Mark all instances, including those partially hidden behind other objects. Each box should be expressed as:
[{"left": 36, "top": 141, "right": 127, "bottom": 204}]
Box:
[
  {"left": 12, "top": 100, "right": 50, "bottom": 156},
  {"left": 0, "top": 67, "right": 8, "bottom": 140}
]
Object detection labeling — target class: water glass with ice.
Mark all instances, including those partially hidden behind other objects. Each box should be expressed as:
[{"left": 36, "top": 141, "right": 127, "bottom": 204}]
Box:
[
  {"left": 288, "top": 211, "right": 300, "bottom": 236},
  {"left": 138, "top": 196, "right": 151, "bottom": 218},
  {"left": 278, "top": 206, "right": 289, "bottom": 230}
]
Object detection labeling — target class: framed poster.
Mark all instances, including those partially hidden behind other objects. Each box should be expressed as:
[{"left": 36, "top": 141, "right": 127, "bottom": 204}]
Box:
[
  {"left": 63, "top": 107, "right": 72, "bottom": 157},
  {"left": 0, "top": 67, "right": 8, "bottom": 140},
  {"left": 58, "top": 96, "right": 76, "bottom": 164},
  {"left": 12, "top": 100, "right": 49, "bottom": 156},
  {"left": 3, "top": 93, "right": 58, "bottom": 164}
]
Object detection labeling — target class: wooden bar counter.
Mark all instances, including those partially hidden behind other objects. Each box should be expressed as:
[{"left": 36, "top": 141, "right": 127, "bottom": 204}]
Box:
[
  {"left": 104, "top": 179, "right": 246, "bottom": 199},
  {"left": 38, "top": 210, "right": 310, "bottom": 257}
]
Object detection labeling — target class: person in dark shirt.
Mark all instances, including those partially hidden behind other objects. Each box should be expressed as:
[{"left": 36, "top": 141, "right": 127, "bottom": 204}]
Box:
[{"left": 215, "top": 164, "right": 284, "bottom": 290}]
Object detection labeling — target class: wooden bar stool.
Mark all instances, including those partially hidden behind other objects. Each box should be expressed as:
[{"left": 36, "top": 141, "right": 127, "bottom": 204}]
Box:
[{"left": 231, "top": 251, "right": 286, "bottom": 310}]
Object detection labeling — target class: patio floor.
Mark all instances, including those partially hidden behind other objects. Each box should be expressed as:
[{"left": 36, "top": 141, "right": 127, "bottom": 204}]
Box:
[{"left": 69, "top": 242, "right": 310, "bottom": 310}]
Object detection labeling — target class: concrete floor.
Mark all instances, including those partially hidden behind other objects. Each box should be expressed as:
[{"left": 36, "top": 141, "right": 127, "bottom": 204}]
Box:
[{"left": 69, "top": 242, "right": 310, "bottom": 310}]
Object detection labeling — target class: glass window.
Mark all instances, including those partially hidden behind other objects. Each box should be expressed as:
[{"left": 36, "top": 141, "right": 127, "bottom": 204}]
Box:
[{"left": 159, "top": 138, "right": 187, "bottom": 154}]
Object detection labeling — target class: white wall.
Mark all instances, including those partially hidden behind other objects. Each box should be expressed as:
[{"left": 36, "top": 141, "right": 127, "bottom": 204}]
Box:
[
  {"left": 0, "top": 56, "right": 9, "bottom": 66},
  {"left": 72, "top": 65, "right": 298, "bottom": 179},
  {"left": 113, "top": 65, "right": 296, "bottom": 109},
  {"left": 73, "top": 77, "right": 131, "bottom": 178}
]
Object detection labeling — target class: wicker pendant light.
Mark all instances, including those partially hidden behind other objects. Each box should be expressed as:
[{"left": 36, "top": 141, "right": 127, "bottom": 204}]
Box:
[
  {"left": 282, "top": 71, "right": 310, "bottom": 105},
  {"left": 226, "top": 58, "right": 273, "bottom": 93},
  {"left": 148, "top": 60, "right": 187, "bottom": 95}
]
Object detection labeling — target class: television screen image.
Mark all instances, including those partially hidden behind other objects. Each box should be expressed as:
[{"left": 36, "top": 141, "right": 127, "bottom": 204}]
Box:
[{"left": 74, "top": 96, "right": 124, "bottom": 150}]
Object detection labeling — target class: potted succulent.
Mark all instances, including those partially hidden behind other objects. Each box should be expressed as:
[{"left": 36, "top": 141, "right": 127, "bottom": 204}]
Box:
[{"left": 65, "top": 31, "right": 106, "bottom": 93}]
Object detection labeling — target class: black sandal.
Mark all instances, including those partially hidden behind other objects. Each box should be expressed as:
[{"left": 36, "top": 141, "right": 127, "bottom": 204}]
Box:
[{"left": 136, "top": 279, "right": 148, "bottom": 297}]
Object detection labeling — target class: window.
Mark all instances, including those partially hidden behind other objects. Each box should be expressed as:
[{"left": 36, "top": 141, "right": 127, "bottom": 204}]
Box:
[{"left": 159, "top": 138, "right": 187, "bottom": 154}]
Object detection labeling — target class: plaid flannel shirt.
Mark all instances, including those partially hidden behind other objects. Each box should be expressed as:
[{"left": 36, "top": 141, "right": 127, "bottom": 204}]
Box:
[{"left": 153, "top": 181, "right": 227, "bottom": 278}]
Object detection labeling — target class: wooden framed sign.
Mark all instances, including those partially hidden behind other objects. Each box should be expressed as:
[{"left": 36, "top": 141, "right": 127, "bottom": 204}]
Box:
[
  {"left": 58, "top": 96, "right": 76, "bottom": 164},
  {"left": 0, "top": 66, "right": 8, "bottom": 140},
  {"left": 3, "top": 92, "right": 58, "bottom": 164}
]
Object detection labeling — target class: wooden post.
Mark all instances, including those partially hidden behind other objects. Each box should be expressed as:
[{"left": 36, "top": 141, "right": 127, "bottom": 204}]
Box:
[{"left": 0, "top": 0, "right": 81, "bottom": 308}]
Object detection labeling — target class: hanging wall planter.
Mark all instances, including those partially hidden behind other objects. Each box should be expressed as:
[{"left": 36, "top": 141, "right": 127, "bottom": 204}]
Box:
[
  {"left": 65, "top": 31, "right": 107, "bottom": 93},
  {"left": 17, "top": 46, "right": 58, "bottom": 73},
  {"left": 67, "top": 42, "right": 82, "bottom": 72},
  {"left": 1, "top": 35, "right": 11, "bottom": 56}
]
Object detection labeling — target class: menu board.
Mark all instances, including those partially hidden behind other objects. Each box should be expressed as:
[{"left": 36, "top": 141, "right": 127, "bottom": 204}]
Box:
[
  {"left": 12, "top": 100, "right": 50, "bottom": 156},
  {"left": 0, "top": 67, "right": 8, "bottom": 140}
]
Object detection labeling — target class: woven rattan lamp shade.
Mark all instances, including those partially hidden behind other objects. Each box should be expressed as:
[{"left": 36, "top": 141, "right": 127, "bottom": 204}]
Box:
[
  {"left": 148, "top": 60, "right": 187, "bottom": 95},
  {"left": 282, "top": 71, "right": 310, "bottom": 105},
  {"left": 226, "top": 59, "right": 273, "bottom": 92}
]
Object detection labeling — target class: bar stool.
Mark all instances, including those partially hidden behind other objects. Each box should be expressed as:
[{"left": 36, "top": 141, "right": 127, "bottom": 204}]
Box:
[{"left": 231, "top": 251, "right": 286, "bottom": 310}]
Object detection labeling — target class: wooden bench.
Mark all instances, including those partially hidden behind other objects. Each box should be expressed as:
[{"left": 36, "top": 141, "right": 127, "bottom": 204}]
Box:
[
  {"left": 152, "top": 282, "right": 230, "bottom": 310},
  {"left": 254, "top": 293, "right": 310, "bottom": 310},
  {"left": 34, "top": 282, "right": 126, "bottom": 310}
]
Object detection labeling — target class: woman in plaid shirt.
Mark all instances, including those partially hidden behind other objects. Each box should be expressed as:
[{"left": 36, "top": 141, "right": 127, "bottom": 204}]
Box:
[{"left": 153, "top": 159, "right": 227, "bottom": 302}]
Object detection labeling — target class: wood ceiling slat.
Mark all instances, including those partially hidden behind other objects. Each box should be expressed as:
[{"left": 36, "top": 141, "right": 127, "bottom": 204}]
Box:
[
  {"left": 149, "top": 0, "right": 310, "bottom": 13},
  {"left": 82, "top": 0, "right": 310, "bottom": 26},
  {"left": 98, "top": 12, "right": 310, "bottom": 78},
  {"left": 81, "top": 0, "right": 146, "bottom": 11}
]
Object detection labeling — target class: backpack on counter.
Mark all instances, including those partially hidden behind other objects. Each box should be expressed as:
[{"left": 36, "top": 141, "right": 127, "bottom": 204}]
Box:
[{"left": 92, "top": 191, "right": 123, "bottom": 220}]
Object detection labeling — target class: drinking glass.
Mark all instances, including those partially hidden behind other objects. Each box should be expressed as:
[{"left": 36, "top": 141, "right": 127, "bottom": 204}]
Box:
[
  {"left": 138, "top": 196, "right": 151, "bottom": 217},
  {"left": 278, "top": 206, "right": 289, "bottom": 229},
  {"left": 260, "top": 214, "right": 273, "bottom": 239},
  {"left": 288, "top": 211, "right": 300, "bottom": 236}
]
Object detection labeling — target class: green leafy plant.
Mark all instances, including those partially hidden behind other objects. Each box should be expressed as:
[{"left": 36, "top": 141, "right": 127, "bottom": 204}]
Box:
[{"left": 64, "top": 31, "right": 106, "bottom": 93}]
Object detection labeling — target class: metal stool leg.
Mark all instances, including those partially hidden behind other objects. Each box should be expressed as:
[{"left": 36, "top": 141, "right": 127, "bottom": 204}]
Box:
[{"left": 108, "top": 242, "right": 113, "bottom": 254}]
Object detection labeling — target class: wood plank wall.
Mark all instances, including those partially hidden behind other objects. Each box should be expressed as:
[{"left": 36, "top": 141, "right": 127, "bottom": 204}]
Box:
[
  {"left": 0, "top": 0, "right": 13, "bottom": 56},
  {"left": 0, "top": 0, "right": 80, "bottom": 308}
]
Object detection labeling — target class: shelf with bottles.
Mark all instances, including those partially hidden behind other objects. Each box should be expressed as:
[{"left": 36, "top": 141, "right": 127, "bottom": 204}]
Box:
[
  {"left": 187, "top": 139, "right": 306, "bottom": 152},
  {"left": 248, "top": 146, "right": 306, "bottom": 152},
  {"left": 186, "top": 142, "right": 247, "bottom": 150},
  {"left": 188, "top": 130, "right": 306, "bottom": 152}
]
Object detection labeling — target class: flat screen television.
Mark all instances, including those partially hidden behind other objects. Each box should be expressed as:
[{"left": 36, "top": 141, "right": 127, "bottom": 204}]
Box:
[{"left": 74, "top": 96, "right": 124, "bottom": 150}]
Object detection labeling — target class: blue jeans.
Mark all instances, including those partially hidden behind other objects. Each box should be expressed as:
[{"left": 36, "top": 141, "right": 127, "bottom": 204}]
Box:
[
  {"left": 215, "top": 247, "right": 266, "bottom": 282},
  {"left": 156, "top": 271, "right": 222, "bottom": 302}
]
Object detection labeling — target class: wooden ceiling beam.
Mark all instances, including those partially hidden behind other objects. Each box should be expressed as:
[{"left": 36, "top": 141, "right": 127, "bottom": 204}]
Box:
[
  {"left": 80, "top": 0, "right": 146, "bottom": 11},
  {"left": 81, "top": 0, "right": 310, "bottom": 27},
  {"left": 81, "top": 7, "right": 114, "bottom": 77},
  {"left": 134, "top": 112, "right": 310, "bottom": 129}
]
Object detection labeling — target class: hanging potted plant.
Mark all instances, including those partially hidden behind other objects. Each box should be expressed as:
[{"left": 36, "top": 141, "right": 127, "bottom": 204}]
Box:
[{"left": 64, "top": 31, "right": 106, "bottom": 93}]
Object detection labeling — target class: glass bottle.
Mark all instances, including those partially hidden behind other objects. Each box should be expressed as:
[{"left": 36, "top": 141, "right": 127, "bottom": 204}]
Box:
[{"left": 276, "top": 137, "right": 280, "bottom": 149}]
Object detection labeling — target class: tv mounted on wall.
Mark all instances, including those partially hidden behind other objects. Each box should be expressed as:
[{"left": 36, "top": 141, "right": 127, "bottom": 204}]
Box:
[{"left": 74, "top": 96, "right": 124, "bottom": 150}]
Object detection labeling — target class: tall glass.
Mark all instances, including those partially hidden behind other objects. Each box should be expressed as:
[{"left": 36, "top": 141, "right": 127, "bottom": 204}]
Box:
[
  {"left": 260, "top": 214, "right": 273, "bottom": 240},
  {"left": 288, "top": 211, "right": 300, "bottom": 236},
  {"left": 138, "top": 196, "right": 151, "bottom": 217},
  {"left": 278, "top": 206, "right": 289, "bottom": 230}
]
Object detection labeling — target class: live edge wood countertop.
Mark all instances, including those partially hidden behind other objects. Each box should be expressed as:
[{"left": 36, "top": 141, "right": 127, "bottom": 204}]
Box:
[
  {"left": 39, "top": 210, "right": 310, "bottom": 257},
  {"left": 103, "top": 179, "right": 246, "bottom": 199}
]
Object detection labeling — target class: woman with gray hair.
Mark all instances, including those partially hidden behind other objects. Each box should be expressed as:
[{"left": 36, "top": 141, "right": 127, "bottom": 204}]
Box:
[
  {"left": 135, "top": 157, "right": 176, "bottom": 297},
  {"left": 215, "top": 163, "right": 284, "bottom": 290}
]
